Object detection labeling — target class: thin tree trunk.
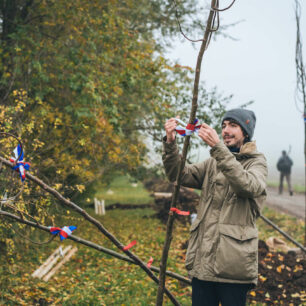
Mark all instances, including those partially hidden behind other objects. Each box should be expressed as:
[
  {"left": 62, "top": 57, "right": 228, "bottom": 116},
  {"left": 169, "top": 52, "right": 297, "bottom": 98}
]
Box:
[
  {"left": 156, "top": 1, "right": 218, "bottom": 304},
  {"left": 294, "top": 0, "right": 306, "bottom": 247}
]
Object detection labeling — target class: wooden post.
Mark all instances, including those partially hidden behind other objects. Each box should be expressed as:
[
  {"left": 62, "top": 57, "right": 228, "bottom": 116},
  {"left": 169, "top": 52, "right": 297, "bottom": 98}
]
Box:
[
  {"left": 101, "top": 199, "right": 105, "bottom": 215},
  {"left": 94, "top": 198, "right": 98, "bottom": 214}
]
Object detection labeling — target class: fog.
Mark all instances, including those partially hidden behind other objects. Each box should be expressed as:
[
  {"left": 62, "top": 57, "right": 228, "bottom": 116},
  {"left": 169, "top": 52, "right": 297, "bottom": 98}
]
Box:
[{"left": 166, "top": 0, "right": 305, "bottom": 185}]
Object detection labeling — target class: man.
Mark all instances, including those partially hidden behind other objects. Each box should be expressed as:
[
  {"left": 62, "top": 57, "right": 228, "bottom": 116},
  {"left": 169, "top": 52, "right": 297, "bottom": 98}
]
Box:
[
  {"left": 163, "top": 109, "right": 267, "bottom": 306},
  {"left": 277, "top": 150, "right": 293, "bottom": 196}
]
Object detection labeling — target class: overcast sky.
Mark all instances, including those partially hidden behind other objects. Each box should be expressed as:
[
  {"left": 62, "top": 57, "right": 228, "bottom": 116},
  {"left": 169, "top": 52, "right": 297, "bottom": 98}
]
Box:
[{"left": 166, "top": 0, "right": 305, "bottom": 184}]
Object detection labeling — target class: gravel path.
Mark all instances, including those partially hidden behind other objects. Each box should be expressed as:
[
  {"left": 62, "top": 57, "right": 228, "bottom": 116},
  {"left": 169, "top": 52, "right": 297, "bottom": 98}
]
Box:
[{"left": 264, "top": 187, "right": 305, "bottom": 220}]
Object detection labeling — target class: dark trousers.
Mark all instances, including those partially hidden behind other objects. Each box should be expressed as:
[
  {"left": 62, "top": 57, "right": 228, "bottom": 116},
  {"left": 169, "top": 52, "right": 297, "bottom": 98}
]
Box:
[
  {"left": 279, "top": 172, "right": 292, "bottom": 194},
  {"left": 192, "top": 278, "right": 252, "bottom": 306}
]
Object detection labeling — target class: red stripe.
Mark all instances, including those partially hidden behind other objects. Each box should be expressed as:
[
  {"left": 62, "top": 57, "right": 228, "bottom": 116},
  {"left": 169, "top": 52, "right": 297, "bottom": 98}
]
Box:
[
  {"left": 50, "top": 227, "right": 61, "bottom": 233},
  {"left": 60, "top": 231, "right": 68, "bottom": 238},
  {"left": 123, "top": 240, "right": 137, "bottom": 251},
  {"left": 170, "top": 207, "right": 190, "bottom": 216},
  {"left": 186, "top": 123, "right": 195, "bottom": 130},
  {"left": 175, "top": 129, "right": 186, "bottom": 136}
]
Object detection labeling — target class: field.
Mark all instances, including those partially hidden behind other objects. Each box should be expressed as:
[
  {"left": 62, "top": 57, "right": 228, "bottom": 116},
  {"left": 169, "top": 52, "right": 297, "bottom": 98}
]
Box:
[
  {"left": 267, "top": 180, "right": 305, "bottom": 194},
  {"left": 0, "top": 176, "right": 305, "bottom": 305}
]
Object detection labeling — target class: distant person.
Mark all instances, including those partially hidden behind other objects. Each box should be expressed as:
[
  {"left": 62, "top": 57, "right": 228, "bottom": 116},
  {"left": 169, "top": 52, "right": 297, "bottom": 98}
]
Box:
[
  {"left": 277, "top": 150, "right": 293, "bottom": 196},
  {"left": 163, "top": 109, "right": 267, "bottom": 306}
]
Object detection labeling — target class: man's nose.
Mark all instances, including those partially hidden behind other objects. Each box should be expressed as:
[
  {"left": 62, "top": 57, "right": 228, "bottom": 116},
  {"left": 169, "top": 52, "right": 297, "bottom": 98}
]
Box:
[{"left": 223, "top": 125, "right": 230, "bottom": 133}]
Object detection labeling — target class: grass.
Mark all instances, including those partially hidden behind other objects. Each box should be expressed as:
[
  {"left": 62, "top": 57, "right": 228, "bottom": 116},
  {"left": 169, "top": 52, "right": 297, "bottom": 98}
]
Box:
[
  {"left": 1, "top": 207, "right": 191, "bottom": 305},
  {"left": 258, "top": 206, "right": 305, "bottom": 247},
  {"left": 0, "top": 175, "right": 305, "bottom": 305},
  {"left": 95, "top": 176, "right": 153, "bottom": 206},
  {"left": 267, "top": 180, "right": 305, "bottom": 193}
]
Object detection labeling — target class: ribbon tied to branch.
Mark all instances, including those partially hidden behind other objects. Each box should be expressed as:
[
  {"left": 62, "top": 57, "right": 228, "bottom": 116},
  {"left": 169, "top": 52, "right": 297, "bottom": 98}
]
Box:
[
  {"left": 175, "top": 118, "right": 201, "bottom": 137},
  {"left": 10, "top": 144, "right": 30, "bottom": 182},
  {"left": 122, "top": 240, "right": 137, "bottom": 251},
  {"left": 50, "top": 226, "right": 77, "bottom": 241},
  {"left": 170, "top": 207, "right": 190, "bottom": 216}
]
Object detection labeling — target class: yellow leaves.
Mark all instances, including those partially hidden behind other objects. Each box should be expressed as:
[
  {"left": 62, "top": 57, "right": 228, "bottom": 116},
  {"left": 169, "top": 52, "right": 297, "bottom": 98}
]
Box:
[
  {"left": 113, "top": 86, "right": 123, "bottom": 96},
  {"left": 25, "top": 121, "right": 35, "bottom": 133},
  {"left": 54, "top": 117, "right": 62, "bottom": 127},
  {"left": 259, "top": 275, "right": 267, "bottom": 282},
  {"left": 277, "top": 264, "right": 284, "bottom": 273},
  {"left": 76, "top": 184, "right": 85, "bottom": 193},
  {"left": 293, "top": 264, "right": 303, "bottom": 272},
  {"left": 32, "top": 139, "right": 45, "bottom": 151},
  {"left": 79, "top": 139, "right": 86, "bottom": 146},
  {"left": 249, "top": 291, "right": 256, "bottom": 297},
  {"left": 291, "top": 292, "right": 301, "bottom": 298},
  {"left": 54, "top": 183, "right": 63, "bottom": 190}
]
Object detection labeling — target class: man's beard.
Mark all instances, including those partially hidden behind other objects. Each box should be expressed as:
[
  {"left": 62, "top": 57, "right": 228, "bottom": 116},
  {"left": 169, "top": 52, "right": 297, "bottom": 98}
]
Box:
[{"left": 223, "top": 135, "right": 243, "bottom": 149}]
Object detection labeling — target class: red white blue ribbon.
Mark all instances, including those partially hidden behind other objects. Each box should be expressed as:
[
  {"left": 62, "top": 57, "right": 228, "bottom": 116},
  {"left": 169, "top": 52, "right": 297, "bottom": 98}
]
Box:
[
  {"left": 175, "top": 118, "right": 201, "bottom": 137},
  {"left": 50, "top": 226, "right": 77, "bottom": 241},
  {"left": 10, "top": 144, "right": 30, "bottom": 182}
]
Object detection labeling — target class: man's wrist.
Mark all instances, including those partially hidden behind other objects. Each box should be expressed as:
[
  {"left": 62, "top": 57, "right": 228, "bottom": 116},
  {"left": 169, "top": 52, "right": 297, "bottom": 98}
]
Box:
[{"left": 166, "top": 135, "right": 175, "bottom": 143}]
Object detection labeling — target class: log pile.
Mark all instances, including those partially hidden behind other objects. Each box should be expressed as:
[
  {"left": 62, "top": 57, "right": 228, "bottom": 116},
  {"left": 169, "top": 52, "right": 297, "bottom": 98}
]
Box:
[{"left": 144, "top": 179, "right": 199, "bottom": 224}]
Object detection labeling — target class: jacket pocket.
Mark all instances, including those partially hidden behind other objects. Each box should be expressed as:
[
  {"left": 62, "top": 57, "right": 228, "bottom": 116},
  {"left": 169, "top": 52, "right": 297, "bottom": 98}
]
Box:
[
  {"left": 185, "top": 218, "right": 201, "bottom": 271},
  {"left": 214, "top": 224, "right": 258, "bottom": 280}
]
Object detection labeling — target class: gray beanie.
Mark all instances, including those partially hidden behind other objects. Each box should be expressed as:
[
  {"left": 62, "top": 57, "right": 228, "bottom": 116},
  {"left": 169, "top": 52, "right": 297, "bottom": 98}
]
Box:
[{"left": 222, "top": 108, "right": 256, "bottom": 139}]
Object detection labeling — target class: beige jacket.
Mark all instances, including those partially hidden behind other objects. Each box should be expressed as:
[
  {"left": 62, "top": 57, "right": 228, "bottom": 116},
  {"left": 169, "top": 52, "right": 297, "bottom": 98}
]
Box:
[{"left": 162, "top": 140, "right": 268, "bottom": 284}]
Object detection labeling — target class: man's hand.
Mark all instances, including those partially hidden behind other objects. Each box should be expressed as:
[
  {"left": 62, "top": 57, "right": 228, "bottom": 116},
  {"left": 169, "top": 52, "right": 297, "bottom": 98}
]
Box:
[
  {"left": 164, "top": 118, "right": 177, "bottom": 143},
  {"left": 198, "top": 123, "right": 220, "bottom": 147}
]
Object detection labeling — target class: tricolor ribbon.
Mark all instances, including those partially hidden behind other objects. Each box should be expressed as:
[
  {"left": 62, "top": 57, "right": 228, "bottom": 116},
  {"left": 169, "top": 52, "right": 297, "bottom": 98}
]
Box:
[
  {"left": 170, "top": 207, "right": 190, "bottom": 216},
  {"left": 175, "top": 118, "right": 201, "bottom": 137},
  {"left": 10, "top": 144, "right": 30, "bottom": 182},
  {"left": 147, "top": 257, "right": 154, "bottom": 268},
  {"left": 50, "top": 226, "right": 77, "bottom": 241},
  {"left": 123, "top": 240, "right": 137, "bottom": 251}
]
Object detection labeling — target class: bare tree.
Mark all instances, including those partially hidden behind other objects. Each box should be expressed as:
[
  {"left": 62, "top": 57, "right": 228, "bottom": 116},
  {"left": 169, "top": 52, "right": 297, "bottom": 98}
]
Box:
[
  {"left": 156, "top": 1, "right": 237, "bottom": 304},
  {"left": 294, "top": 0, "right": 306, "bottom": 246}
]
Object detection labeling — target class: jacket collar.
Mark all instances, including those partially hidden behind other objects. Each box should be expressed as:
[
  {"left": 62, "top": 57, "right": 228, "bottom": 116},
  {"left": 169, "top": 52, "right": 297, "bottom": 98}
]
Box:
[
  {"left": 240, "top": 141, "right": 257, "bottom": 154},
  {"left": 231, "top": 141, "right": 257, "bottom": 158}
]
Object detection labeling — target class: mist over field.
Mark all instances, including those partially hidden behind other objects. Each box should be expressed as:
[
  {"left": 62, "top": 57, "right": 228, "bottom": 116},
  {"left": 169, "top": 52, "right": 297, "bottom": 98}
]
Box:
[{"left": 167, "top": 0, "right": 306, "bottom": 187}]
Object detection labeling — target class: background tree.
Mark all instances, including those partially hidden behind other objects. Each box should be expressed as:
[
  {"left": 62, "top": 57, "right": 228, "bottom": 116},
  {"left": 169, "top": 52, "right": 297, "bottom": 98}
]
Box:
[
  {"left": 0, "top": 0, "right": 231, "bottom": 259},
  {"left": 293, "top": 0, "right": 306, "bottom": 245}
]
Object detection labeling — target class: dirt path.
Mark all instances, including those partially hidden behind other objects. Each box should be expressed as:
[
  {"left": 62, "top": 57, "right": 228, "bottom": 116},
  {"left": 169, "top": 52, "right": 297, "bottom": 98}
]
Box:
[{"left": 264, "top": 187, "right": 305, "bottom": 220}]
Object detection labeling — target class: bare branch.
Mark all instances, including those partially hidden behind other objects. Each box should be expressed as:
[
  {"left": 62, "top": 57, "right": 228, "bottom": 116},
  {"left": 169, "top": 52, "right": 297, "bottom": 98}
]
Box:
[
  {"left": 0, "top": 209, "right": 192, "bottom": 285},
  {"left": 156, "top": 0, "right": 238, "bottom": 304},
  {"left": 0, "top": 156, "right": 180, "bottom": 305}
]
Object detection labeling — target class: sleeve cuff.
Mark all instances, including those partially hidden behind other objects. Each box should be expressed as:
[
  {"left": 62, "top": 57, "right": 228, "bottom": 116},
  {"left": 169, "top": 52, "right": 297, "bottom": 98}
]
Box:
[
  {"left": 209, "top": 142, "right": 228, "bottom": 160},
  {"left": 162, "top": 136, "right": 177, "bottom": 153}
]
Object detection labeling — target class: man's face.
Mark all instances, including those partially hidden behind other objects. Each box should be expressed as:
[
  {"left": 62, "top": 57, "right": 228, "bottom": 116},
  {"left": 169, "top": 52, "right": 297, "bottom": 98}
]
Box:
[{"left": 221, "top": 120, "right": 245, "bottom": 148}]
